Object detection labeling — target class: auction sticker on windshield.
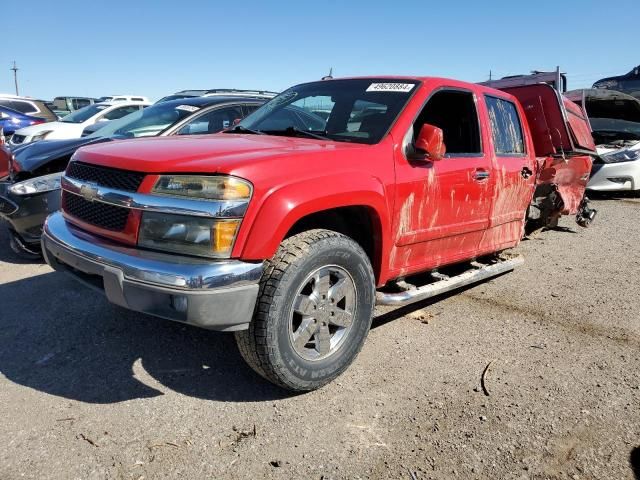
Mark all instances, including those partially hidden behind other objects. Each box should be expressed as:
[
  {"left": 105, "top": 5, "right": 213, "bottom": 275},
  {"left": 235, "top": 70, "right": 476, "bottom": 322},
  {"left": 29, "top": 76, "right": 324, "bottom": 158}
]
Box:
[
  {"left": 366, "top": 83, "right": 415, "bottom": 93},
  {"left": 176, "top": 105, "right": 200, "bottom": 112}
]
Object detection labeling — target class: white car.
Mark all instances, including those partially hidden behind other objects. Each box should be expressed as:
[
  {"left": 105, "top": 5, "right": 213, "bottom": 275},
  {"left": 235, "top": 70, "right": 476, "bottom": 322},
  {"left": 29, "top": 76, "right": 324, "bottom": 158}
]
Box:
[
  {"left": 589, "top": 140, "right": 640, "bottom": 193},
  {"left": 566, "top": 89, "right": 640, "bottom": 193},
  {"left": 8, "top": 101, "right": 149, "bottom": 148}
]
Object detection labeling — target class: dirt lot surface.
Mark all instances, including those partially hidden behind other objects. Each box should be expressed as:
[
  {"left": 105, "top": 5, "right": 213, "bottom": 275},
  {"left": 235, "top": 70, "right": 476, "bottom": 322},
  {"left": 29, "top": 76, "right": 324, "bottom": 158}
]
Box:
[{"left": 1, "top": 197, "right": 639, "bottom": 480}]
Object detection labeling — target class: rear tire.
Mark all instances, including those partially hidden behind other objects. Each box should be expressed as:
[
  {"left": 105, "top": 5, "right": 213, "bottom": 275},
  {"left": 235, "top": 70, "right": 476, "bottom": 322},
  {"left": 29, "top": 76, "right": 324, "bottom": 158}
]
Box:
[{"left": 235, "top": 229, "right": 375, "bottom": 392}]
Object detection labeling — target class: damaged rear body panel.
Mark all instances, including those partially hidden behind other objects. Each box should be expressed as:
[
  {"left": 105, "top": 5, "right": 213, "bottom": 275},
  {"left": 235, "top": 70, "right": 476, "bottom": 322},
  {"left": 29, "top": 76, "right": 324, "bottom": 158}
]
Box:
[{"left": 498, "top": 84, "right": 597, "bottom": 229}]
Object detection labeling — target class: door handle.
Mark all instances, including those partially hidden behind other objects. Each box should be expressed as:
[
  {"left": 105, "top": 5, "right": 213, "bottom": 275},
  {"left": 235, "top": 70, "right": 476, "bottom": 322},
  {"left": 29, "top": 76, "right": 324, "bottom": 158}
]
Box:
[
  {"left": 473, "top": 169, "right": 490, "bottom": 181},
  {"left": 521, "top": 167, "right": 533, "bottom": 179}
]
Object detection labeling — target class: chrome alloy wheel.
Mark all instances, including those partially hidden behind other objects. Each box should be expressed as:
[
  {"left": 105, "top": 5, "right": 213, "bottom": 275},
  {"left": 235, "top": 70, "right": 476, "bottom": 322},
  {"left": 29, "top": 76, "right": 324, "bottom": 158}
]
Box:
[{"left": 288, "top": 265, "right": 357, "bottom": 361}]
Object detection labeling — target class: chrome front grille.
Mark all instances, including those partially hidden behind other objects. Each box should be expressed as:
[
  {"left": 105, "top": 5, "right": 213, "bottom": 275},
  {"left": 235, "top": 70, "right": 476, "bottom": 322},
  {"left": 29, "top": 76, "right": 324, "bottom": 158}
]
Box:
[
  {"left": 66, "top": 162, "right": 145, "bottom": 192},
  {"left": 63, "top": 190, "right": 130, "bottom": 231}
]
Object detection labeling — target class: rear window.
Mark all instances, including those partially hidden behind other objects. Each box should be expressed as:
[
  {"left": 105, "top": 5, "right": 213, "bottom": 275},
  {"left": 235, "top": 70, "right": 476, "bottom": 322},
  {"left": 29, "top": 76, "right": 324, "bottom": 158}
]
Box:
[
  {"left": 52, "top": 98, "right": 68, "bottom": 109},
  {"left": 0, "top": 100, "right": 37, "bottom": 115},
  {"left": 485, "top": 96, "right": 525, "bottom": 155},
  {"left": 72, "top": 98, "right": 92, "bottom": 109}
]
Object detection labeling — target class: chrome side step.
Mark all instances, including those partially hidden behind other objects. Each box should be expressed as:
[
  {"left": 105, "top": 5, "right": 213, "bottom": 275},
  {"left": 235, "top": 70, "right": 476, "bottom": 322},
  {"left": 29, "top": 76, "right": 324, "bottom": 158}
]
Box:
[{"left": 376, "top": 255, "right": 524, "bottom": 306}]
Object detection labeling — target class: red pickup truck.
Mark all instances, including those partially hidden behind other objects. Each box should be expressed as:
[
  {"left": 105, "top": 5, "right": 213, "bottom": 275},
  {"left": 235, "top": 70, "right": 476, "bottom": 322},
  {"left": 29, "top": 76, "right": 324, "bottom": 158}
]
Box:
[{"left": 42, "top": 77, "right": 596, "bottom": 391}]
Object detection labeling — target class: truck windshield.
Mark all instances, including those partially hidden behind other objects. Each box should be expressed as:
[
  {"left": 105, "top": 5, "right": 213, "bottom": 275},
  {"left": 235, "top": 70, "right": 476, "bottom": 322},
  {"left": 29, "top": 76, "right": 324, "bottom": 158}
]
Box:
[{"left": 234, "top": 78, "right": 420, "bottom": 144}]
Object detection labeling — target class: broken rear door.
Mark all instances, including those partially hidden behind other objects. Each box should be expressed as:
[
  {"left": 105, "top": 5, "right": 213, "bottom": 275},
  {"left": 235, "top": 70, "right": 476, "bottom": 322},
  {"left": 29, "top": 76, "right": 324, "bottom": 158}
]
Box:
[
  {"left": 500, "top": 84, "right": 596, "bottom": 216},
  {"left": 501, "top": 84, "right": 595, "bottom": 156}
]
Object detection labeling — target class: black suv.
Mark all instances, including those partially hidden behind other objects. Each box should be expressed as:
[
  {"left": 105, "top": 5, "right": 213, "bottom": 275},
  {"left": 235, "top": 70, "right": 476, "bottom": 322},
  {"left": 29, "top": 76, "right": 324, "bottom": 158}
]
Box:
[{"left": 593, "top": 65, "right": 640, "bottom": 99}]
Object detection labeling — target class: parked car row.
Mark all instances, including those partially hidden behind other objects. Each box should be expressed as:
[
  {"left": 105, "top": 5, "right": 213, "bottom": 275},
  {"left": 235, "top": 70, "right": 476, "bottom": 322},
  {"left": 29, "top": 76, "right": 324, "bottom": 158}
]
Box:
[
  {"left": 8, "top": 100, "right": 150, "bottom": 148},
  {"left": 0, "top": 93, "right": 271, "bottom": 255}
]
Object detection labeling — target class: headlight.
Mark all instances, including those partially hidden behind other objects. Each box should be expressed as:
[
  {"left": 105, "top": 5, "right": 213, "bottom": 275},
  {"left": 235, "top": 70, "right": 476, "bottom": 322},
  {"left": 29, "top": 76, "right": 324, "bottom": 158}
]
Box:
[
  {"left": 8, "top": 172, "right": 63, "bottom": 195},
  {"left": 138, "top": 212, "right": 240, "bottom": 258},
  {"left": 602, "top": 149, "right": 640, "bottom": 163},
  {"left": 152, "top": 175, "right": 252, "bottom": 201},
  {"left": 30, "top": 131, "right": 53, "bottom": 142}
]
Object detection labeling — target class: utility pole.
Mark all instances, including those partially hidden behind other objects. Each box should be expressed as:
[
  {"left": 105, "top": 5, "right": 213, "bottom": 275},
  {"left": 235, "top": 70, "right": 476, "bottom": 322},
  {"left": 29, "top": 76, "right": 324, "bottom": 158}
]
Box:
[{"left": 11, "top": 61, "right": 19, "bottom": 96}]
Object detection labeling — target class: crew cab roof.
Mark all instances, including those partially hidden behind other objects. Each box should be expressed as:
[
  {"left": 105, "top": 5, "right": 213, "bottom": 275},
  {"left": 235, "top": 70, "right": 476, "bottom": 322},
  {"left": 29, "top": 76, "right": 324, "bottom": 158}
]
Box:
[{"left": 317, "top": 75, "right": 520, "bottom": 98}]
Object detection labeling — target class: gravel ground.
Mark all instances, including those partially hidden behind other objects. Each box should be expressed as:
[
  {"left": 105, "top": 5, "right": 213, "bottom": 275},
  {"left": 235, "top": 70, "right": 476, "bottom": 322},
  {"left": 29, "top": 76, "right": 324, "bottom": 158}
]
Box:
[{"left": 0, "top": 197, "right": 639, "bottom": 480}]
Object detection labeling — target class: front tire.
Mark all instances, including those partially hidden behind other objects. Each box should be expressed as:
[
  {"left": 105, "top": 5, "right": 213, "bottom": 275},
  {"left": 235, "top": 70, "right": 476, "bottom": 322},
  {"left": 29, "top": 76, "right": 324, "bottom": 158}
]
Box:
[{"left": 235, "top": 229, "right": 375, "bottom": 392}]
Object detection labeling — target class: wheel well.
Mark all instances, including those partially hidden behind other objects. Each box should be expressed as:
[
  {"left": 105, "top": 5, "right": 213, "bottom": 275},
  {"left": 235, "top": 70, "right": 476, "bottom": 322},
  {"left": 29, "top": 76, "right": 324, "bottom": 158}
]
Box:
[{"left": 286, "top": 206, "right": 382, "bottom": 279}]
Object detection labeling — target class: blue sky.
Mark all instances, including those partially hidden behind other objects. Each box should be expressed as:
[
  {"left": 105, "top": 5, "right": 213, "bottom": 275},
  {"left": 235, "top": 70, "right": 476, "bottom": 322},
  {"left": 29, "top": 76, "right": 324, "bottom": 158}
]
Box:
[{"left": 2, "top": 0, "right": 638, "bottom": 101}]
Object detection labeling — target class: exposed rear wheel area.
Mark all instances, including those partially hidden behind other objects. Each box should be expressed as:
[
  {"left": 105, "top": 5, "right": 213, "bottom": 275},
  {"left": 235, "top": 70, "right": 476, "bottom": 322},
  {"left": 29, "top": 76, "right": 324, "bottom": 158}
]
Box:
[{"left": 235, "top": 229, "right": 375, "bottom": 392}]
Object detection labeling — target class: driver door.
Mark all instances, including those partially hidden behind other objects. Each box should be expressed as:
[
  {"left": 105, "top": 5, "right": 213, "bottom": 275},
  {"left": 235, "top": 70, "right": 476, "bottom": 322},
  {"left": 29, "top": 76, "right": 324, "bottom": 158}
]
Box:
[{"left": 390, "top": 88, "right": 493, "bottom": 277}]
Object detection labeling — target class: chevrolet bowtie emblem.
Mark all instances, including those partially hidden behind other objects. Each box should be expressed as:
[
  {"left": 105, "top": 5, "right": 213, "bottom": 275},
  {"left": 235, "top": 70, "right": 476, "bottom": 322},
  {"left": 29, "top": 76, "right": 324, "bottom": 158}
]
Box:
[{"left": 79, "top": 184, "right": 99, "bottom": 202}]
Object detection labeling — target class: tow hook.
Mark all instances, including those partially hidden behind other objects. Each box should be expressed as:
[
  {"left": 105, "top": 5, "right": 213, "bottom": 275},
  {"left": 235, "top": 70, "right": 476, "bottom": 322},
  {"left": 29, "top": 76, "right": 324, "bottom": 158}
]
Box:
[{"left": 576, "top": 196, "right": 597, "bottom": 228}]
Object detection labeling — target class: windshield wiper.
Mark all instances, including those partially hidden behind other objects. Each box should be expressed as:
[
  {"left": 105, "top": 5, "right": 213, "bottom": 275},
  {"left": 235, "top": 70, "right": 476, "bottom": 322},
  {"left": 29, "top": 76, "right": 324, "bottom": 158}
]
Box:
[
  {"left": 223, "top": 125, "right": 265, "bottom": 135},
  {"left": 263, "top": 126, "right": 329, "bottom": 141}
]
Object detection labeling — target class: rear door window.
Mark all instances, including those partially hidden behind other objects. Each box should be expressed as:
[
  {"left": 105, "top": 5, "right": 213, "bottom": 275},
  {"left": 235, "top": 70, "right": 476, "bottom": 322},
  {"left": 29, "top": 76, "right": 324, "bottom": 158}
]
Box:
[{"left": 485, "top": 96, "right": 525, "bottom": 155}]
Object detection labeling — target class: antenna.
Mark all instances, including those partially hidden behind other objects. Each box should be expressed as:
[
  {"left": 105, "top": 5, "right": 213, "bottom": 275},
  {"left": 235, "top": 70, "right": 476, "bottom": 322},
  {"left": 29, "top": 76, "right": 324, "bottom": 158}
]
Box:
[
  {"left": 321, "top": 67, "right": 333, "bottom": 80},
  {"left": 11, "top": 61, "right": 19, "bottom": 96}
]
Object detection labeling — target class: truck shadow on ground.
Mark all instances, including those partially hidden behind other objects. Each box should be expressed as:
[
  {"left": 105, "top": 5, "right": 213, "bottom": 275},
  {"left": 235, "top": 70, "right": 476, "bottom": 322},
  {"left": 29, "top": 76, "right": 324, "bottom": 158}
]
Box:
[
  {"left": 0, "top": 265, "right": 457, "bottom": 405},
  {"left": 0, "top": 269, "right": 291, "bottom": 404},
  {"left": 631, "top": 446, "right": 640, "bottom": 480}
]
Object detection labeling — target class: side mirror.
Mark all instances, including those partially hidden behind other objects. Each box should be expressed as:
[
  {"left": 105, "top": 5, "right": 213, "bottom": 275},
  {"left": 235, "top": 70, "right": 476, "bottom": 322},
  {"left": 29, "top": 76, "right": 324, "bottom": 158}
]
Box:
[{"left": 415, "top": 123, "right": 446, "bottom": 160}]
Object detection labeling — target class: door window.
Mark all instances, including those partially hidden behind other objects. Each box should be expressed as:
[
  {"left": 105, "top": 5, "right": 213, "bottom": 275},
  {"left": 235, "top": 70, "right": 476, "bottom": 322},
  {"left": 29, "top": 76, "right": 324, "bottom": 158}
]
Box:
[
  {"left": 243, "top": 104, "right": 261, "bottom": 117},
  {"left": 72, "top": 98, "right": 92, "bottom": 110},
  {"left": 485, "top": 96, "right": 525, "bottom": 155},
  {"left": 102, "top": 105, "right": 143, "bottom": 121},
  {"left": 176, "top": 106, "right": 244, "bottom": 135},
  {"left": 409, "top": 90, "right": 482, "bottom": 156},
  {"left": 0, "top": 100, "right": 37, "bottom": 115}
]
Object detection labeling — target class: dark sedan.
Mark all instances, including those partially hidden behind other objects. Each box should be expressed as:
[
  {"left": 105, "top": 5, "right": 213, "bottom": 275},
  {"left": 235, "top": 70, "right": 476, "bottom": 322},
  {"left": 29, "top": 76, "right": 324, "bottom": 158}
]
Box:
[
  {"left": 0, "top": 95, "right": 268, "bottom": 257},
  {"left": 594, "top": 64, "right": 640, "bottom": 100}
]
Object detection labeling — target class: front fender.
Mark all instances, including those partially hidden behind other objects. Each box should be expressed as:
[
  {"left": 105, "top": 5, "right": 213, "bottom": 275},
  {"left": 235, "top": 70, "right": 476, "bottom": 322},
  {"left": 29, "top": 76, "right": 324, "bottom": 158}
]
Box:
[{"left": 234, "top": 173, "right": 391, "bottom": 281}]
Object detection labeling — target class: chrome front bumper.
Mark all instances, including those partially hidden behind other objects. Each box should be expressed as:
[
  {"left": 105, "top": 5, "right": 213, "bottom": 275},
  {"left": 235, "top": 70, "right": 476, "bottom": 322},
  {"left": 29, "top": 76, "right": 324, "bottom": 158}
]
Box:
[{"left": 41, "top": 212, "right": 263, "bottom": 331}]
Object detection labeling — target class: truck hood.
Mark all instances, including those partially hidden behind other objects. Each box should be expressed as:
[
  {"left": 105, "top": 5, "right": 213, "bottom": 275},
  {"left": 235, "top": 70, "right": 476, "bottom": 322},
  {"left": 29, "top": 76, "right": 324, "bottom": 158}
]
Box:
[
  {"left": 13, "top": 137, "right": 110, "bottom": 174},
  {"left": 566, "top": 89, "right": 640, "bottom": 146},
  {"left": 596, "top": 139, "right": 640, "bottom": 156},
  {"left": 72, "top": 134, "right": 364, "bottom": 174}
]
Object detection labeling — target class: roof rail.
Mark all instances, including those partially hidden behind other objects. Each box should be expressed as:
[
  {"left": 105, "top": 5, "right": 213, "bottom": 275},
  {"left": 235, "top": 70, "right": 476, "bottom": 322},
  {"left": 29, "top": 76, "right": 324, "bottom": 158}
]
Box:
[{"left": 202, "top": 89, "right": 279, "bottom": 98}]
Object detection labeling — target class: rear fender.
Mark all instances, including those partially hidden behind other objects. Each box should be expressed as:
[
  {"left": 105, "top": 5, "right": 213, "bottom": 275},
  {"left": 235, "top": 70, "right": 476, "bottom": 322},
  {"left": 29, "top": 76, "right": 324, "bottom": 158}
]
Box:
[{"left": 536, "top": 155, "right": 593, "bottom": 214}]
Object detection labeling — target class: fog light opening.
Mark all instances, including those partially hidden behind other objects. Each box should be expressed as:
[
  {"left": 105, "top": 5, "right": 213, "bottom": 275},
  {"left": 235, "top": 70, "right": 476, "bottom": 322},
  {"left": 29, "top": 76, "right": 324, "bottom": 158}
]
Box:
[
  {"left": 607, "top": 177, "right": 631, "bottom": 184},
  {"left": 171, "top": 295, "right": 188, "bottom": 313}
]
